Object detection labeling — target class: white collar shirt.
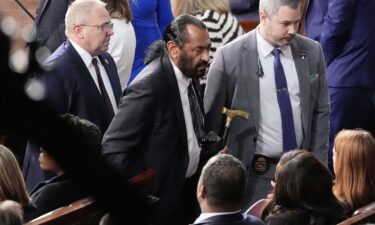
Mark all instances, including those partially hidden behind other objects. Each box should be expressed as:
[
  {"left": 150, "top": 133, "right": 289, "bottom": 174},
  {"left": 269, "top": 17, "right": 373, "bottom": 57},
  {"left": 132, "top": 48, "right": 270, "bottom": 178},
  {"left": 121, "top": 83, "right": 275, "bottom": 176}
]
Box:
[
  {"left": 170, "top": 58, "right": 201, "bottom": 178},
  {"left": 70, "top": 39, "right": 117, "bottom": 113},
  {"left": 255, "top": 29, "right": 303, "bottom": 157}
]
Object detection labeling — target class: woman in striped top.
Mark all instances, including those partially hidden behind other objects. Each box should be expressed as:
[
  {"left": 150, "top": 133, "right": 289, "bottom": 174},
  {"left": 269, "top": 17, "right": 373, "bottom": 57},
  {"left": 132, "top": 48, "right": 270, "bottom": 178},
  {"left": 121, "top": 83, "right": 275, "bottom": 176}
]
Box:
[{"left": 172, "top": 0, "right": 244, "bottom": 87}]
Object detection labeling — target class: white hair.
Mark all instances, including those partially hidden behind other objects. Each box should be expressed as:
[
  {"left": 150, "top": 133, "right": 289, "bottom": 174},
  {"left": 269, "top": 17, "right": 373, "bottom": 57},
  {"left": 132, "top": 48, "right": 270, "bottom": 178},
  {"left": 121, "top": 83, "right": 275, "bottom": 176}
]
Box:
[{"left": 65, "top": 0, "right": 106, "bottom": 35}]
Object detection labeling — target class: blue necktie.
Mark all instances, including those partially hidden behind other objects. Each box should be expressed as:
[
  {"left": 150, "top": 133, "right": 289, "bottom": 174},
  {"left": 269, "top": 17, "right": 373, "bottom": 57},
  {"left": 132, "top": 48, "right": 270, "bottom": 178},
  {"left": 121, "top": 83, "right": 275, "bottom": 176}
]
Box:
[
  {"left": 272, "top": 49, "right": 297, "bottom": 151},
  {"left": 187, "top": 82, "right": 205, "bottom": 147}
]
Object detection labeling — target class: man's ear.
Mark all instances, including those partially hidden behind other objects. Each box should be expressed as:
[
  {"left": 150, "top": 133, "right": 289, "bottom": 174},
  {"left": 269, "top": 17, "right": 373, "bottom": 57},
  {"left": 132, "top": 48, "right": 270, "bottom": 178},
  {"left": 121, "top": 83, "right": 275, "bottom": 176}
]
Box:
[
  {"left": 167, "top": 41, "right": 180, "bottom": 61},
  {"left": 73, "top": 24, "right": 84, "bottom": 39},
  {"left": 197, "top": 183, "right": 207, "bottom": 200},
  {"left": 259, "top": 10, "right": 268, "bottom": 25}
]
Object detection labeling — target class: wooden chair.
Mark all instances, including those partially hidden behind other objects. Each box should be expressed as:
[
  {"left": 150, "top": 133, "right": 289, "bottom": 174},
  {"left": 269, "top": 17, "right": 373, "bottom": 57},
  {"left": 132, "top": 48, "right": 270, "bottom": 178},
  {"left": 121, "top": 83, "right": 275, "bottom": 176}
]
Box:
[
  {"left": 239, "top": 19, "right": 259, "bottom": 33},
  {"left": 338, "top": 201, "right": 375, "bottom": 225},
  {"left": 25, "top": 197, "right": 104, "bottom": 225},
  {"left": 25, "top": 169, "right": 156, "bottom": 225}
]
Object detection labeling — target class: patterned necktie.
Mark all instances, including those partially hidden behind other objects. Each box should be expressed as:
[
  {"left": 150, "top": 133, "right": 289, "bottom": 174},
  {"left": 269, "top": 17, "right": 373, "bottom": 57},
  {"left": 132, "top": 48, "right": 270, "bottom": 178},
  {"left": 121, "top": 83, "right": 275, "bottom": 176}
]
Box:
[
  {"left": 272, "top": 49, "right": 297, "bottom": 151},
  {"left": 92, "top": 58, "right": 115, "bottom": 118},
  {"left": 187, "top": 82, "right": 205, "bottom": 147}
]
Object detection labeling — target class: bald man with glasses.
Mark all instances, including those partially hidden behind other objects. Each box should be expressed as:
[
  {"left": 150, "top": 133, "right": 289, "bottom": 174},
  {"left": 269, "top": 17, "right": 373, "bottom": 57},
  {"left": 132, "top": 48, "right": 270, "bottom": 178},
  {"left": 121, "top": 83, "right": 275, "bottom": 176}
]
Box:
[{"left": 23, "top": 0, "right": 122, "bottom": 191}]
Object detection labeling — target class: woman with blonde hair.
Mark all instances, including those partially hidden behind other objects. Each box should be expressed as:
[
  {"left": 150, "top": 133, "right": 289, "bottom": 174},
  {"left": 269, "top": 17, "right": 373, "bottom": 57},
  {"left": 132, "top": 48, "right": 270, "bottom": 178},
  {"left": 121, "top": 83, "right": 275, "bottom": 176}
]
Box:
[
  {"left": 0, "top": 145, "right": 35, "bottom": 221},
  {"left": 333, "top": 129, "right": 375, "bottom": 215}
]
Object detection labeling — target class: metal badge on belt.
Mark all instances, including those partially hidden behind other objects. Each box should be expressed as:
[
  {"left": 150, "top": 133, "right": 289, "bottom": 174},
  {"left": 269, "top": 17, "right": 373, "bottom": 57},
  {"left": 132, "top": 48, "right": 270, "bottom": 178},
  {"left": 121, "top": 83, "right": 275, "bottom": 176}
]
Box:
[{"left": 252, "top": 155, "right": 268, "bottom": 175}]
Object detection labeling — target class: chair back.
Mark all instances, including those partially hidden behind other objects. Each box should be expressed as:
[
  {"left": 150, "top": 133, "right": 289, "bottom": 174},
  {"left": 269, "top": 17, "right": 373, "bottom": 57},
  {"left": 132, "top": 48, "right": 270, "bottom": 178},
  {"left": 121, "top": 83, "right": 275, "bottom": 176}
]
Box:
[{"left": 245, "top": 198, "right": 271, "bottom": 219}]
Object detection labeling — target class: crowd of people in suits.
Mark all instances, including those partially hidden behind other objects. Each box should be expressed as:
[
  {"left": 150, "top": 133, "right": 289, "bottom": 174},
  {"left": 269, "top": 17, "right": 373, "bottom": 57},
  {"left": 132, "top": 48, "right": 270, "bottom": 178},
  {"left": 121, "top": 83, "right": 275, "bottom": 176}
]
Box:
[{"left": 0, "top": 0, "right": 375, "bottom": 224}]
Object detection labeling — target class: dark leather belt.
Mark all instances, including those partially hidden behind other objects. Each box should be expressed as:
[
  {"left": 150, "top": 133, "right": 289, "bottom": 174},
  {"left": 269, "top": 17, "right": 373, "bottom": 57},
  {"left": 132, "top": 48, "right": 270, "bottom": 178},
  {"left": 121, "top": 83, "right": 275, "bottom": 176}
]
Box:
[{"left": 252, "top": 154, "right": 280, "bottom": 175}]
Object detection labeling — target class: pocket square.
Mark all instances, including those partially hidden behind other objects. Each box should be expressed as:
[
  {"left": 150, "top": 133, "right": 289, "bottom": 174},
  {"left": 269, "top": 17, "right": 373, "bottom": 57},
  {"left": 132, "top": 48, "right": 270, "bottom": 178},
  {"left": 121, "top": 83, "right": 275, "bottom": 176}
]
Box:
[{"left": 310, "top": 73, "right": 318, "bottom": 82}]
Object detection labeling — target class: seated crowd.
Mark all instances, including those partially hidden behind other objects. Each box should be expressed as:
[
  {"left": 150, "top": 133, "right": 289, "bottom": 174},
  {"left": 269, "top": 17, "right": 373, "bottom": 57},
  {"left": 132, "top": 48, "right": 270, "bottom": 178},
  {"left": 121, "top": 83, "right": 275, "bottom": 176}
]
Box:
[
  {"left": 0, "top": 0, "right": 374, "bottom": 224},
  {"left": 2, "top": 131, "right": 375, "bottom": 224}
]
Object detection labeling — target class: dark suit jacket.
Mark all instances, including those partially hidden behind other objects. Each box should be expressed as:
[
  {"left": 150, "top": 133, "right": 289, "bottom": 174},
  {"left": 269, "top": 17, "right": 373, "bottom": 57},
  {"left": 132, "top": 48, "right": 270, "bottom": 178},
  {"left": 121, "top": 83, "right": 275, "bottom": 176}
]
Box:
[
  {"left": 23, "top": 41, "right": 122, "bottom": 191},
  {"left": 320, "top": 0, "right": 375, "bottom": 88},
  {"left": 194, "top": 212, "right": 265, "bottom": 225},
  {"left": 32, "top": 0, "right": 74, "bottom": 52},
  {"left": 102, "top": 55, "right": 202, "bottom": 225},
  {"left": 305, "top": 0, "right": 328, "bottom": 42},
  {"left": 29, "top": 174, "right": 87, "bottom": 219}
]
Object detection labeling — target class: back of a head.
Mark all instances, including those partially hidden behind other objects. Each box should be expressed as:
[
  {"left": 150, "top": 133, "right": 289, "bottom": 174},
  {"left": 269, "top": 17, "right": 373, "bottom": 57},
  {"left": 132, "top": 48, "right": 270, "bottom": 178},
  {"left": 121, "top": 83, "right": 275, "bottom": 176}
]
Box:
[
  {"left": 65, "top": 0, "right": 107, "bottom": 36},
  {"left": 0, "top": 145, "right": 30, "bottom": 205},
  {"left": 333, "top": 129, "right": 375, "bottom": 210},
  {"left": 103, "top": 0, "right": 132, "bottom": 22},
  {"left": 259, "top": 0, "right": 301, "bottom": 17},
  {"left": 273, "top": 150, "right": 344, "bottom": 221},
  {"left": 145, "top": 14, "right": 207, "bottom": 64},
  {"left": 0, "top": 200, "right": 23, "bottom": 225},
  {"left": 201, "top": 154, "right": 246, "bottom": 208},
  {"left": 60, "top": 114, "right": 102, "bottom": 151}
]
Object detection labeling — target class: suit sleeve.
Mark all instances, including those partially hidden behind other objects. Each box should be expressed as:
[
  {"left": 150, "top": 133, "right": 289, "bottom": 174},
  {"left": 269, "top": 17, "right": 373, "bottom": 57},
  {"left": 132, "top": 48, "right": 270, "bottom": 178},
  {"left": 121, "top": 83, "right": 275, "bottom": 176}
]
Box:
[
  {"left": 102, "top": 80, "right": 155, "bottom": 176},
  {"left": 320, "top": 0, "right": 356, "bottom": 65},
  {"left": 309, "top": 44, "right": 330, "bottom": 163},
  {"left": 156, "top": 0, "right": 174, "bottom": 34},
  {"left": 204, "top": 47, "right": 230, "bottom": 154},
  {"left": 40, "top": 71, "right": 69, "bottom": 114}
]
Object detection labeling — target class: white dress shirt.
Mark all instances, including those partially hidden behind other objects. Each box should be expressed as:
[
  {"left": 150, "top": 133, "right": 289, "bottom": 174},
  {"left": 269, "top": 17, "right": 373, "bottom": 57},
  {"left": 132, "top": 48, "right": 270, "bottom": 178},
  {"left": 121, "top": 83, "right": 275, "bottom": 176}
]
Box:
[
  {"left": 70, "top": 39, "right": 118, "bottom": 114},
  {"left": 255, "top": 29, "right": 303, "bottom": 157},
  {"left": 194, "top": 210, "right": 242, "bottom": 224},
  {"left": 170, "top": 58, "right": 201, "bottom": 178},
  {"left": 108, "top": 18, "right": 136, "bottom": 90}
]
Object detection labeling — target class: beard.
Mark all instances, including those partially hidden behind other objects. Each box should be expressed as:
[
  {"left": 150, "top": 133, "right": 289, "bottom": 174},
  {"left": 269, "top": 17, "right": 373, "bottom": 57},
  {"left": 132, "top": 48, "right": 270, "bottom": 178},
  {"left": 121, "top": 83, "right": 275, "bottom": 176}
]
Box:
[{"left": 177, "top": 51, "right": 208, "bottom": 79}]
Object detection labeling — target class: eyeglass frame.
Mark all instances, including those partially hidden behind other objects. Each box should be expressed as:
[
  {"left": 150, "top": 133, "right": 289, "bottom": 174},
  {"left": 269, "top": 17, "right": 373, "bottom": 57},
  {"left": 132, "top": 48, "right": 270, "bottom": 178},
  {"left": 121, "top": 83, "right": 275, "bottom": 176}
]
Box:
[{"left": 79, "top": 22, "right": 114, "bottom": 32}]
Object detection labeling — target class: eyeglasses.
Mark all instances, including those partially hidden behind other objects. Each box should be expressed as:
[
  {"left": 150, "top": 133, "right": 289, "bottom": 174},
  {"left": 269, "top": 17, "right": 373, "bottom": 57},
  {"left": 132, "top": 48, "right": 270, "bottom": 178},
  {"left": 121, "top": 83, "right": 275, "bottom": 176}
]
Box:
[{"left": 80, "top": 22, "right": 113, "bottom": 32}]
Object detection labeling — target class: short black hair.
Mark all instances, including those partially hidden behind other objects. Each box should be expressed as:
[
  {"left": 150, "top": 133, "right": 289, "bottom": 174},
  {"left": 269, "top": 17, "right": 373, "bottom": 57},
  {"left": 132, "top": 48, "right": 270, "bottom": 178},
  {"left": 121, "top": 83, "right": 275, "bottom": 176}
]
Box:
[
  {"left": 60, "top": 114, "right": 102, "bottom": 150},
  {"left": 201, "top": 154, "right": 246, "bottom": 206}
]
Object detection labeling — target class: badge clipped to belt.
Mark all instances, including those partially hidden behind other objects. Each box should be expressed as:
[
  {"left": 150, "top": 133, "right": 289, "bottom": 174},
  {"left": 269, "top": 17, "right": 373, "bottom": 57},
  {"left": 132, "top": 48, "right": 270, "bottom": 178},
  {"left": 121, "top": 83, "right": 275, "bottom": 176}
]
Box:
[{"left": 252, "top": 155, "right": 268, "bottom": 175}]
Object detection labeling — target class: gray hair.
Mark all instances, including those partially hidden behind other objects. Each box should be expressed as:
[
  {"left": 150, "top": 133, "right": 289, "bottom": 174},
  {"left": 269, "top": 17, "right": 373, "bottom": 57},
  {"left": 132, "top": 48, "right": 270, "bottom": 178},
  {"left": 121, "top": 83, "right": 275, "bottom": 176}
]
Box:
[
  {"left": 259, "top": 0, "right": 301, "bottom": 17},
  {"left": 65, "top": 0, "right": 107, "bottom": 35}
]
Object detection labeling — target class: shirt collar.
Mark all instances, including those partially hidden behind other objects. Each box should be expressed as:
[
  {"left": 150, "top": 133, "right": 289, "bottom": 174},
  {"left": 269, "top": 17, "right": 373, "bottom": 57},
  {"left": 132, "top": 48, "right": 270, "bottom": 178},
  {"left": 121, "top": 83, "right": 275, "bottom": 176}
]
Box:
[
  {"left": 194, "top": 210, "right": 241, "bottom": 224},
  {"left": 170, "top": 57, "right": 191, "bottom": 92},
  {"left": 69, "top": 39, "right": 97, "bottom": 68},
  {"left": 256, "top": 28, "right": 292, "bottom": 59}
]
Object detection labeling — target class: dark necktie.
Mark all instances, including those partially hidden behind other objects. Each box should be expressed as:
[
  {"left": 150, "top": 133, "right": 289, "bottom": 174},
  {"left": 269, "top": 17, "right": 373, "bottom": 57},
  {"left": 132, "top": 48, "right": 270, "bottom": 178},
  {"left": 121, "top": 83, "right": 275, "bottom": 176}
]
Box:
[
  {"left": 272, "top": 49, "right": 297, "bottom": 151},
  {"left": 187, "top": 82, "right": 205, "bottom": 147},
  {"left": 92, "top": 58, "right": 115, "bottom": 118}
]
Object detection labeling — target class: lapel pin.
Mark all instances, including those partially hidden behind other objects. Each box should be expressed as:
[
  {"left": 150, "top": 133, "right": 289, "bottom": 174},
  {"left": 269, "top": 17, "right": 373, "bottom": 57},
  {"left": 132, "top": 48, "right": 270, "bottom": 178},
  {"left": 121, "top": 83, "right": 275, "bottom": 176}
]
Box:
[
  {"left": 104, "top": 59, "right": 109, "bottom": 64},
  {"left": 300, "top": 53, "right": 306, "bottom": 59}
]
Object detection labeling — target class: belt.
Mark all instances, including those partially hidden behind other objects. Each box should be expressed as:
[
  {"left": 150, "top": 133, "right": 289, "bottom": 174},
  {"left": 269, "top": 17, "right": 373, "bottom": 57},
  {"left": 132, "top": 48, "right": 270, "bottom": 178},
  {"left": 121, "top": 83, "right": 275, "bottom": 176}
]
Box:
[{"left": 251, "top": 154, "right": 280, "bottom": 175}]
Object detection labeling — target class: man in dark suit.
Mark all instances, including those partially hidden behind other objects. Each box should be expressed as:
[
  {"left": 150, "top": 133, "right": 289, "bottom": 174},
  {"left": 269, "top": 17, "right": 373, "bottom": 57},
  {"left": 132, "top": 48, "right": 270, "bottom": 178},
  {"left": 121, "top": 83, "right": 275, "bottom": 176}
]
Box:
[
  {"left": 102, "top": 14, "right": 211, "bottom": 225},
  {"left": 30, "top": 0, "right": 73, "bottom": 53},
  {"left": 320, "top": 0, "right": 375, "bottom": 170},
  {"left": 23, "top": 0, "right": 122, "bottom": 192},
  {"left": 194, "top": 154, "right": 265, "bottom": 225},
  {"left": 304, "top": 0, "right": 328, "bottom": 42}
]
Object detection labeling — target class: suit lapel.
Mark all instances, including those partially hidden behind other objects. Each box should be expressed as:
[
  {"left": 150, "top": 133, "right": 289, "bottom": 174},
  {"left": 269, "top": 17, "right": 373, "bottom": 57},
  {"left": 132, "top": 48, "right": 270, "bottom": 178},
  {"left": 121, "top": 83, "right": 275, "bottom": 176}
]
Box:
[
  {"left": 243, "top": 31, "right": 260, "bottom": 131},
  {"left": 291, "top": 39, "right": 310, "bottom": 141},
  {"left": 162, "top": 56, "right": 188, "bottom": 151},
  {"left": 36, "top": 0, "right": 50, "bottom": 24},
  {"left": 66, "top": 44, "right": 112, "bottom": 122}
]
